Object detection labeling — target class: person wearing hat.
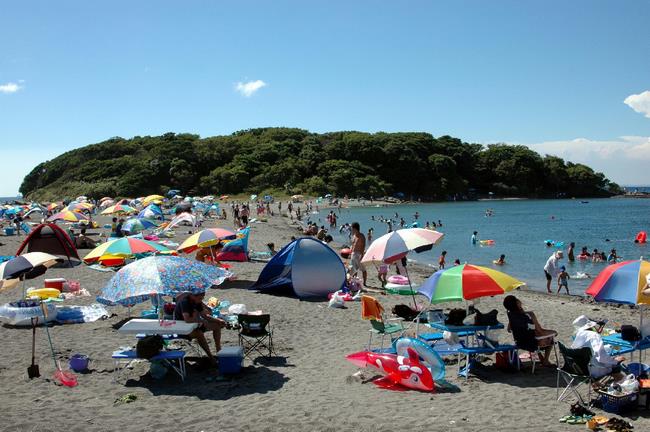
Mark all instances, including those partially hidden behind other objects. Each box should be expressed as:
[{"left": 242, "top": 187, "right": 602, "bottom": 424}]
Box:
[
  {"left": 570, "top": 315, "right": 625, "bottom": 379},
  {"left": 543, "top": 250, "right": 563, "bottom": 294},
  {"left": 557, "top": 265, "right": 570, "bottom": 295}
]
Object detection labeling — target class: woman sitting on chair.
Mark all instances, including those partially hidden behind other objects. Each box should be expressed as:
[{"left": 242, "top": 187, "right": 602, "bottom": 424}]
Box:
[{"left": 503, "top": 294, "right": 557, "bottom": 367}]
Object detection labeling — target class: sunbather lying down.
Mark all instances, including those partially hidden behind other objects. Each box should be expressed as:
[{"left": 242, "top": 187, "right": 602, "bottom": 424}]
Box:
[
  {"left": 174, "top": 292, "right": 226, "bottom": 365},
  {"left": 503, "top": 295, "right": 557, "bottom": 367}
]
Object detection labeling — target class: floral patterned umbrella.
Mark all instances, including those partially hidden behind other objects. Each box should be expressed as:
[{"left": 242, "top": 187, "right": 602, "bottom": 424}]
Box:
[{"left": 96, "top": 255, "right": 233, "bottom": 306}]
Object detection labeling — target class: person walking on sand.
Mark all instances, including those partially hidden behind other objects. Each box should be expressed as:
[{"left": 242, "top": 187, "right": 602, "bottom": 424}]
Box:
[
  {"left": 350, "top": 222, "right": 368, "bottom": 286},
  {"left": 544, "top": 250, "right": 563, "bottom": 294},
  {"left": 438, "top": 250, "right": 447, "bottom": 269},
  {"left": 557, "top": 266, "right": 570, "bottom": 295}
]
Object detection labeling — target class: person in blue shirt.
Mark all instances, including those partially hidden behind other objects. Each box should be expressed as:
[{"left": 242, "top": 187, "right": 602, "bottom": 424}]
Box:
[{"left": 471, "top": 231, "right": 478, "bottom": 245}]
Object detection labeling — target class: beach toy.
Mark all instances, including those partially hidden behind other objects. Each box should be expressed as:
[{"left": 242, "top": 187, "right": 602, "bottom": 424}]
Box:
[
  {"left": 0, "top": 301, "right": 57, "bottom": 326},
  {"left": 387, "top": 275, "right": 409, "bottom": 285},
  {"left": 25, "top": 288, "right": 61, "bottom": 300},
  {"left": 479, "top": 240, "right": 495, "bottom": 245},
  {"left": 340, "top": 248, "right": 351, "bottom": 259},
  {"left": 69, "top": 354, "right": 89, "bottom": 372},
  {"left": 636, "top": 231, "right": 647, "bottom": 244},
  {"left": 385, "top": 283, "right": 418, "bottom": 295},
  {"left": 327, "top": 291, "right": 354, "bottom": 301},
  {"left": 44, "top": 278, "right": 66, "bottom": 292}
]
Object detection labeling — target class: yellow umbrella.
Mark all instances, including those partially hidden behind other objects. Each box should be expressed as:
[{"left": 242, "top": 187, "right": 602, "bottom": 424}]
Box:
[
  {"left": 142, "top": 195, "right": 164, "bottom": 206},
  {"left": 101, "top": 204, "right": 136, "bottom": 215}
]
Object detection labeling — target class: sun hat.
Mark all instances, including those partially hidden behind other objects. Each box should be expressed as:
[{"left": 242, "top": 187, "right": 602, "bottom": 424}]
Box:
[{"left": 572, "top": 315, "right": 597, "bottom": 332}]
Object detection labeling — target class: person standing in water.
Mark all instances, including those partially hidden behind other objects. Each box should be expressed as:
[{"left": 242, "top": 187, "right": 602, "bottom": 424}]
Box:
[
  {"left": 567, "top": 242, "right": 575, "bottom": 262},
  {"left": 544, "top": 250, "right": 564, "bottom": 294},
  {"left": 557, "top": 266, "right": 570, "bottom": 295},
  {"left": 471, "top": 231, "right": 479, "bottom": 245}
]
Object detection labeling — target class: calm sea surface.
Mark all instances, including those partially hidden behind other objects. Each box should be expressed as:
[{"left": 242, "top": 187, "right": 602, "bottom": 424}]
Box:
[{"left": 319, "top": 198, "right": 650, "bottom": 296}]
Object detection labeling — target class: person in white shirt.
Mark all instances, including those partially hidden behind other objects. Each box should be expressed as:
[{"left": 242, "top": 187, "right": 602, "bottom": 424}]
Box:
[
  {"left": 543, "top": 250, "right": 563, "bottom": 294},
  {"left": 570, "top": 315, "right": 625, "bottom": 379}
]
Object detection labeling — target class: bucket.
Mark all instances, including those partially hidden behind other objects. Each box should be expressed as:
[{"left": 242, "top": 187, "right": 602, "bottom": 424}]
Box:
[{"left": 69, "top": 354, "right": 89, "bottom": 372}]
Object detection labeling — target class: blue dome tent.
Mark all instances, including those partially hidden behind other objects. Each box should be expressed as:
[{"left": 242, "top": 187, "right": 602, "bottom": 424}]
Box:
[{"left": 250, "top": 238, "right": 346, "bottom": 299}]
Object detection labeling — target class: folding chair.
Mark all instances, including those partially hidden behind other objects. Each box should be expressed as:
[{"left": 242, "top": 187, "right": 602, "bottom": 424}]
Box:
[
  {"left": 515, "top": 335, "right": 559, "bottom": 374},
  {"left": 238, "top": 314, "right": 274, "bottom": 361},
  {"left": 367, "top": 318, "right": 404, "bottom": 352},
  {"left": 556, "top": 342, "right": 594, "bottom": 405}
]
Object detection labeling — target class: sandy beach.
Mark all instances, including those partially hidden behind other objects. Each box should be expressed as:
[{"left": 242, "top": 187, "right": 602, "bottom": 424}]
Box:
[{"left": 1, "top": 210, "right": 649, "bottom": 432}]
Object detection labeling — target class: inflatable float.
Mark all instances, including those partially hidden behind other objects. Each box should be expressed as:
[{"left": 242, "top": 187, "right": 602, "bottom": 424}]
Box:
[
  {"left": 479, "top": 240, "right": 495, "bottom": 246},
  {"left": 636, "top": 231, "right": 647, "bottom": 244},
  {"left": 25, "top": 288, "right": 62, "bottom": 300},
  {"left": 544, "top": 240, "right": 564, "bottom": 247},
  {"left": 492, "top": 260, "right": 505, "bottom": 266},
  {"left": 387, "top": 275, "right": 409, "bottom": 285},
  {"left": 340, "top": 248, "right": 351, "bottom": 259},
  {"left": 0, "top": 301, "right": 57, "bottom": 326},
  {"left": 346, "top": 337, "right": 445, "bottom": 392},
  {"left": 385, "top": 282, "right": 418, "bottom": 295},
  {"left": 327, "top": 291, "right": 354, "bottom": 302}
]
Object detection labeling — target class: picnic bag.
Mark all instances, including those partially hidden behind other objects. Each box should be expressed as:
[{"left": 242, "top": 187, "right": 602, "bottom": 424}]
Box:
[
  {"left": 445, "top": 308, "right": 467, "bottom": 326},
  {"left": 392, "top": 304, "right": 418, "bottom": 321},
  {"left": 136, "top": 335, "right": 164, "bottom": 359},
  {"left": 621, "top": 325, "right": 642, "bottom": 342},
  {"left": 475, "top": 309, "right": 499, "bottom": 326}
]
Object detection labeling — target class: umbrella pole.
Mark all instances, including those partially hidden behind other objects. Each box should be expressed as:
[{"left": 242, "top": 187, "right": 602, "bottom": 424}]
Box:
[{"left": 403, "top": 265, "right": 418, "bottom": 309}]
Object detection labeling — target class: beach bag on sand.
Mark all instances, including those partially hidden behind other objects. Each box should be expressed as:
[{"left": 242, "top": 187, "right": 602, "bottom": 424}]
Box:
[
  {"left": 136, "top": 335, "right": 163, "bottom": 359},
  {"left": 392, "top": 304, "right": 418, "bottom": 321},
  {"left": 445, "top": 309, "right": 466, "bottom": 326},
  {"left": 621, "top": 325, "right": 642, "bottom": 342},
  {"left": 475, "top": 309, "right": 499, "bottom": 326}
]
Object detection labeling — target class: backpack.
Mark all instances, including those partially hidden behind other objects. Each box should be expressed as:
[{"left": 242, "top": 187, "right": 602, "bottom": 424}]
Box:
[
  {"left": 621, "top": 325, "right": 642, "bottom": 342},
  {"left": 445, "top": 308, "right": 467, "bottom": 326},
  {"left": 136, "top": 335, "right": 164, "bottom": 359},
  {"left": 392, "top": 304, "right": 418, "bottom": 321}
]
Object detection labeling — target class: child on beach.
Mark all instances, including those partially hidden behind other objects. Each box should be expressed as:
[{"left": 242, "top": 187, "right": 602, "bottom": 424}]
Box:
[
  {"left": 438, "top": 251, "right": 447, "bottom": 269},
  {"left": 557, "top": 266, "right": 570, "bottom": 295}
]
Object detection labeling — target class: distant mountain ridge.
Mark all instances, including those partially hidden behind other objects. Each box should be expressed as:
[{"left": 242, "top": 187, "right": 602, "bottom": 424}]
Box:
[{"left": 19, "top": 128, "right": 621, "bottom": 201}]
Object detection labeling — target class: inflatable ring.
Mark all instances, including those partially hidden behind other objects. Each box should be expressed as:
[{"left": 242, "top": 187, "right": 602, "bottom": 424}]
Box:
[
  {"left": 387, "top": 275, "right": 409, "bottom": 285},
  {"left": 636, "top": 231, "right": 647, "bottom": 244},
  {"left": 26, "top": 288, "right": 61, "bottom": 300},
  {"left": 340, "top": 248, "right": 351, "bottom": 259},
  {"left": 394, "top": 337, "right": 446, "bottom": 381},
  {"left": 479, "top": 240, "right": 495, "bottom": 245}
]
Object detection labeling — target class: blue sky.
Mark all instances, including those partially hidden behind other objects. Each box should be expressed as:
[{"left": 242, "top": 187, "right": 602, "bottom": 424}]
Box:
[{"left": 1, "top": 0, "right": 649, "bottom": 196}]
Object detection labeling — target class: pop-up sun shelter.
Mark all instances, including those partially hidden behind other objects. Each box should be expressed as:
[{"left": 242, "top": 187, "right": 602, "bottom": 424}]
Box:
[
  {"left": 15, "top": 223, "right": 81, "bottom": 267},
  {"left": 250, "top": 237, "right": 346, "bottom": 299}
]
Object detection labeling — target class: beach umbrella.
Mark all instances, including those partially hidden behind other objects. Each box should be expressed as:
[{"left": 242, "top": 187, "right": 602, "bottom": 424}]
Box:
[
  {"left": 585, "top": 260, "right": 650, "bottom": 305},
  {"left": 47, "top": 210, "right": 90, "bottom": 223},
  {"left": 417, "top": 264, "right": 525, "bottom": 304},
  {"left": 96, "top": 255, "right": 232, "bottom": 306},
  {"left": 0, "top": 252, "right": 63, "bottom": 291},
  {"left": 142, "top": 194, "right": 164, "bottom": 206},
  {"left": 177, "top": 228, "right": 237, "bottom": 253},
  {"left": 362, "top": 228, "right": 444, "bottom": 305},
  {"left": 122, "top": 218, "right": 160, "bottom": 234},
  {"left": 99, "top": 197, "right": 113, "bottom": 202},
  {"left": 67, "top": 202, "right": 93, "bottom": 212},
  {"left": 362, "top": 228, "right": 444, "bottom": 265},
  {"left": 46, "top": 203, "right": 60, "bottom": 211},
  {"left": 83, "top": 237, "right": 175, "bottom": 265},
  {"left": 101, "top": 203, "right": 136, "bottom": 215}
]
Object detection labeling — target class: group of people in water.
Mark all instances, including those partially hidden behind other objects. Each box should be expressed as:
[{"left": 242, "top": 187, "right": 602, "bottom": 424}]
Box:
[{"left": 567, "top": 242, "right": 618, "bottom": 263}]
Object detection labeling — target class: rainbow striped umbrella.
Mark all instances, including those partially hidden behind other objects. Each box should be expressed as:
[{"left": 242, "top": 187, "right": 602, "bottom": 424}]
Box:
[
  {"left": 47, "top": 210, "right": 90, "bottom": 222},
  {"left": 83, "top": 237, "right": 175, "bottom": 265},
  {"left": 585, "top": 260, "right": 650, "bottom": 305},
  {"left": 177, "top": 228, "right": 237, "bottom": 253},
  {"left": 101, "top": 204, "right": 136, "bottom": 215},
  {"left": 418, "top": 264, "right": 525, "bottom": 304}
]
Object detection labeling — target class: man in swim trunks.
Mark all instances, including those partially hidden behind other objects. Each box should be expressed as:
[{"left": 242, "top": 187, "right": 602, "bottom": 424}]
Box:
[{"left": 350, "top": 222, "right": 367, "bottom": 286}]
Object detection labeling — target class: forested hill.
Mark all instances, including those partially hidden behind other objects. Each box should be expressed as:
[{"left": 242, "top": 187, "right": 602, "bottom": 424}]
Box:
[{"left": 20, "top": 128, "right": 621, "bottom": 201}]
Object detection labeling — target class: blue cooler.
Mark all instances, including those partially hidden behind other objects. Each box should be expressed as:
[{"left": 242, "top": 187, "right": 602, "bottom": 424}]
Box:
[
  {"left": 4, "top": 227, "right": 15, "bottom": 236},
  {"left": 217, "top": 346, "right": 244, "bottom": 374}
]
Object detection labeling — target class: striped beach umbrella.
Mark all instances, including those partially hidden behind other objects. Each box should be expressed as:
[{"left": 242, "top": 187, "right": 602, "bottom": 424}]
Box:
[
  {"left": 101, "top": 203, "right": 136, "bottom": 215},
  {"left": 83, "top": 237, "right": 175, "bottom": 265},
  {"left": 585, "top": 260, "right": 650, "bottom": 305},
  {"left": 418, "top": 264, "right": 525, "bottom": 304},
  {"left": 0, "top": 252, "right": 63, "bottom": 291},
  {"left": 47, "top": 210, "right": 90, "bottom": 222},
  {"left": 177, "top": 228, "right": 237, "bottom": 253},
  {"left": 96, "top": 255, "right": 232, "bottom": 306},
  {"left": 362, "top": 228, "right": 444, "bottom": 264},
  {"left": 122, "top": 218, "right": 160, "bottom": 234}
]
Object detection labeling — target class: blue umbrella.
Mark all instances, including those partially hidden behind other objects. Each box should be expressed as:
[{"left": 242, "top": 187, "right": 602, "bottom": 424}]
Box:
[
  {"left": 96, "top": 255, "right": 232, "bottom": 306},
  {"left": 122, "top": 218, "right": 160, "bottom": 233}
]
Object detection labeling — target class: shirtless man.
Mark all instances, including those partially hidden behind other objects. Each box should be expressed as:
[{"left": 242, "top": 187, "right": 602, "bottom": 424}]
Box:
[{"left": 350, "top": 222, "right": 368, "bottom": 286}]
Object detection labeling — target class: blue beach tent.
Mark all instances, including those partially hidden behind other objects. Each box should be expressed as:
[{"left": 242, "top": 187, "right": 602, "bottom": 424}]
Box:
[{"left": 250, "top": 238, "right": 346, "bottom": 299}]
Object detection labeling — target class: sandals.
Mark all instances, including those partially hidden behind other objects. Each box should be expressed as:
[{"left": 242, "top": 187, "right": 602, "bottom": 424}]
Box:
[{"left": 559, "top": 415, "right": 590, "bottom": 424}]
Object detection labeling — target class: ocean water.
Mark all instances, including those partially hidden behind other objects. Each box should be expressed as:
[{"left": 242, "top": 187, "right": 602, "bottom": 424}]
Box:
[{"left": 317, "top": 198, "right": 650, "bottom": 296}]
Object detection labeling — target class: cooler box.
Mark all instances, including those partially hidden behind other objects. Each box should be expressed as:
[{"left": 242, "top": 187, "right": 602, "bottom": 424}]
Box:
[
  {"left": 4, "top": 227, "right": 15, "bottom": 236},
  {"left": 217, "top": 346, "right": 244, "bottom": 374},
  {"left": 44, "top": 278, "right": 67, "bottom": 292}
]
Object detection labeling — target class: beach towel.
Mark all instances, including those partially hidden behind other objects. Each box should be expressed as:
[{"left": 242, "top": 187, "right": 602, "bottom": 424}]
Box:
[
  {"left": 361, "top": 295, "right": 384, "bottom": 321},
  {"left": 55, "top": 304, "right": 109, "bottom": 324}
]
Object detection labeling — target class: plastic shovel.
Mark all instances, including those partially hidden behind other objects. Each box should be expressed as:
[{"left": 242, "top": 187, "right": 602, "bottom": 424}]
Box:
[{"left": 40, "top": 302, "right": 77, "bottom": 387}]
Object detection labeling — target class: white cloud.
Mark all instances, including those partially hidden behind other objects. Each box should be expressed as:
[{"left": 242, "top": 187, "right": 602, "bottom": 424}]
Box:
[
  {"left": 235, "top": 79, "right": 267, "bottom": 97},
  {"left": 624, "top": 90, "right": 650, "bottom": 118},
  {"left": 525, "top": 136, "right": 650, "bottom": 185},
  {"left": 0, "top": 81, "right": 23, "bottom": 94}
]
